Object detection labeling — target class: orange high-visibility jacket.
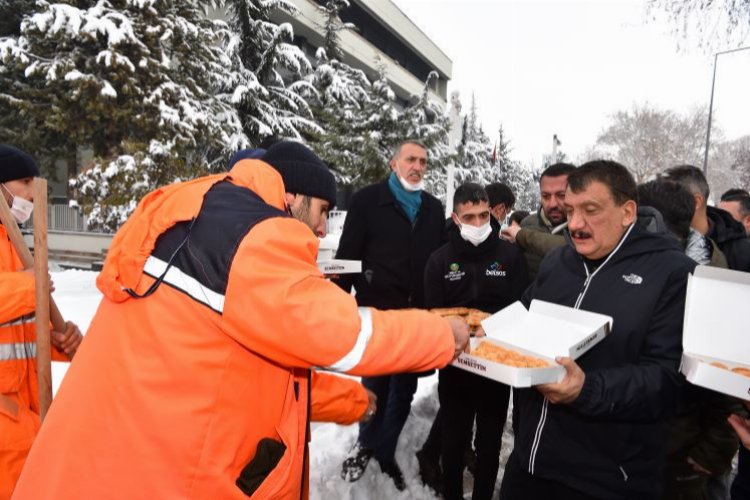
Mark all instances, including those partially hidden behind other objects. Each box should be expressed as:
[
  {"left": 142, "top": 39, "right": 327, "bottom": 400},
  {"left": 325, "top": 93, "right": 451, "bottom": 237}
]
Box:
[
  {"left": 0, "top": 224, "right": 68, "bottom": 500},
  {"left": 12, "top": 160, "right": 454, "bottom": 500}
]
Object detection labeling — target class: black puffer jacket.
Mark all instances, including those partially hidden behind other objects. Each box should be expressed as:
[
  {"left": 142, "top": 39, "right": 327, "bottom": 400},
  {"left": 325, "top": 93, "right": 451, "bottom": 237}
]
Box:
[
  {"left": 513, "top": 222, "right": 696, "bottom": 500},
  {"left": 334, "top": 180, "right": 445, "bottom": 309},
  {"left": 707, "top": 206, "right": 750, "bottom": 272}
]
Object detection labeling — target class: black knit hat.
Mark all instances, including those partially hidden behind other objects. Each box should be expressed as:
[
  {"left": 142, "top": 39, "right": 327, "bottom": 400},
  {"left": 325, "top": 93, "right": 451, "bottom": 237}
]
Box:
[
  {"left": 261, "top": 141, "right": 337, "bottom": 206},
  {"left": 0, "top": 145, "right": 40, "bottom": 183}
]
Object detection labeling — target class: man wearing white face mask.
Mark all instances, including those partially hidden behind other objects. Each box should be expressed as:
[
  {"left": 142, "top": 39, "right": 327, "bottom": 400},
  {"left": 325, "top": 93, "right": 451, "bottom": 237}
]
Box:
[
  {"left": 0, "top": 184, "right": 33, "bottom": 225},
  {"left": 417, "top": 183, "right": 528, "bottom": 499},
  {"left": 337, "top": 140, "right": 446, "bottom": 489},
  {"left": 0, "top": 144, "right": 83, "bottom": 499}
]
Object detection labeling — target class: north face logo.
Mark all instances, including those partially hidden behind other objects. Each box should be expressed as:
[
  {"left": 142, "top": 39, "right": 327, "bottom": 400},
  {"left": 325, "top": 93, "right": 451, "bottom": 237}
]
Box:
[{"left": 622, "top": 273, "right": 643, "bottom": 285}]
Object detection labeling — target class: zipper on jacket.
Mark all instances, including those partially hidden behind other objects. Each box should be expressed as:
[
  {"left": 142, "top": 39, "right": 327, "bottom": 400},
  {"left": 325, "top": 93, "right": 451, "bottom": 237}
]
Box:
[
  {"left": 528, "top": 397, "right": 549, "bottom": 474},
  {"left": 471, "top": 260, "right": 479, "bottom": 310},
  {"left": 527, "top": 223, "right": 636, "bottom": 474},
  {"left": 619, "top": 466, "right": 629, "bottom": 482},
  {"left": 300, "top": 370, "right": 312, "bottom": 500}
]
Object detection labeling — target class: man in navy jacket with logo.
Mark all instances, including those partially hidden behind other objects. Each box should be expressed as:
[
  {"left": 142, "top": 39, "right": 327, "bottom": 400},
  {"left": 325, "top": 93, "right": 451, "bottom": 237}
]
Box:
[
  {"left": 419, "top": 183, "right": 527, "bottom": 499},
  {"left": 499, "top": 161, "right": 696, "bottom": 500}
]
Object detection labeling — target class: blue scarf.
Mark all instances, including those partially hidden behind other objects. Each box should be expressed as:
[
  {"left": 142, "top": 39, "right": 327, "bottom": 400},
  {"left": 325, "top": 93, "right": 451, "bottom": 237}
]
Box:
[{"left": 388, "top": 172, "right": 422, "bottom": 224}]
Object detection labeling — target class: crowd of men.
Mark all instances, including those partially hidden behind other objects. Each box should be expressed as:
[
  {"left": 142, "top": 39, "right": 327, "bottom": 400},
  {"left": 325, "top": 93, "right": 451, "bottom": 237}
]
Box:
[{"left": 0, "top": 139, "right": 749, "bottom": 500}]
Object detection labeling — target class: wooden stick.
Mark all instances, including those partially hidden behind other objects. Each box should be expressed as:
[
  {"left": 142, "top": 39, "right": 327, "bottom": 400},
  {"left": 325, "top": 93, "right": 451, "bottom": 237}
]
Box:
[
  {"left": 33, "top": 178, "right": 52, "bottom": 421},
  {"left": 0, "top": 183, "right": 66, "bottom": 331}
]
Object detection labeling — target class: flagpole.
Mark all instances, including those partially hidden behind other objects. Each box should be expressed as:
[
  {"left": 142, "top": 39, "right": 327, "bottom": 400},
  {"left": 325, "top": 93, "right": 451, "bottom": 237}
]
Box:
[{"left": 552, "top": 134, "right": 559, "bottom": 163}]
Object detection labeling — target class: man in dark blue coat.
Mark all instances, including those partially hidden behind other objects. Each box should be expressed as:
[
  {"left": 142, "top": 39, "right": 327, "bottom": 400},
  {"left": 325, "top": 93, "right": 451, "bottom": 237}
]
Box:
[
  {"left": 419, "top": 183, "right": 528, "bottom": 499},
  {"left": 336, "top": 140, "right": 445, "bottom": 490},
  {"left": 499, "top": 160, "right": 696, "bottom": 500}
]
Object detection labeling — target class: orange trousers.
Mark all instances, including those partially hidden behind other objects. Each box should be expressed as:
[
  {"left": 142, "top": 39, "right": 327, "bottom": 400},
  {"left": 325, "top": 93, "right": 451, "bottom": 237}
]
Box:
[{"left": 0, "top": 394, "right": 39, "bottom": 500}]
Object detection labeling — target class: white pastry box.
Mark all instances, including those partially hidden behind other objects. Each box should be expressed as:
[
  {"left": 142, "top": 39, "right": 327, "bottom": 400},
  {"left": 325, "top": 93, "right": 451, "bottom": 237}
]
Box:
[
  {"left": 680, "top": 266, "right": 750, "bottom": 400},
  {"left": 317, "top": 259, "right": 362, "bottom": 275},
  {"left": 451, "top": 300, "right": 612, "bottom": 387}
]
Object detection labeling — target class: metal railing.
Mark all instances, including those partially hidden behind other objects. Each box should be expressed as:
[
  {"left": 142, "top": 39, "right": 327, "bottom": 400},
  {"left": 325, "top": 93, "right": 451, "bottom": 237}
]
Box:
[
  {"left": 23, "top": 205, "right": 88, "bottom": 232},
  {"left": 48, "top": 205, "right": 87, "bottom": 232}
]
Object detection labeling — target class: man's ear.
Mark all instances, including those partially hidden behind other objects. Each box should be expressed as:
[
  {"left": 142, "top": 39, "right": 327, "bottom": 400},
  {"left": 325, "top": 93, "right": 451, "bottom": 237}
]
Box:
[
  {"left": 451, "top": 212, "right": 461, "bottom": 227},
  {"left": 284, "top": 192, "right": 297, "bottom": 206},
  {"left": 622, "top": 200, "right": 637, "bottom": 227},
  {"left": 492, "top": 204, "right": 506, "bottom": 221},
  {"left": 693, "top": 193, "right": 704, "bottom": 211}
]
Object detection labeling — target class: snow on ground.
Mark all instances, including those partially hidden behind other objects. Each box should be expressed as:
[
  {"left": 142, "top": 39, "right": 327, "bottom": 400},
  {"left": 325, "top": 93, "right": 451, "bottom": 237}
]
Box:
[
  {"left": 50, "top": 269, "right": 102, "bottom": 395},
  {"left": 50, "top": 269, "right": 514, "bottom": 499},
  {"left": 310, "top": 376, "right": 514, "bottom": 500}
]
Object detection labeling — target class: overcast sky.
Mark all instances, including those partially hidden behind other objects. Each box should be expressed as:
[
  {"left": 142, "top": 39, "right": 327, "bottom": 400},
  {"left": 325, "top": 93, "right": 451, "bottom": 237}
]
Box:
[{"left": 392, "top": 0, "right": 750, "bottom": 166}]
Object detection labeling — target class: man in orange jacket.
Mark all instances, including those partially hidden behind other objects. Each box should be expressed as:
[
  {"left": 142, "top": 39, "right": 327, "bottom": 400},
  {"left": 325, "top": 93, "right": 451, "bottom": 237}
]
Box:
[
  {"left": 12, "top": 142, "right": 469, "bottom": 500},
  {"left": 0, "top": 145, "right": 83, "bottom": 500}
]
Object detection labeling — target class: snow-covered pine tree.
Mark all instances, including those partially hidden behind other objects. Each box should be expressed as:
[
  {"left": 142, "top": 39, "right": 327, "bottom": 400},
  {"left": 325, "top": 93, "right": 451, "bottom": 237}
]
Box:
[
  {"left": 494, "top": 125, "right": 539, "bottom": 210},
  {"left": 397, "top": 71, "right": 451, "bottom": 198},
  {"left": 0, "top": 0, "right": 248, "bottom": 231},
  {"left": 0, "top": 0, "right": 36, "bottom": 36},
  {"left": 453, "top": 93, "right": 495, "bottom": 185},
  {"left": 343, "top": 60, "right": 403, "bottom": 188},
  {"left": 303, "top": 0, "right": 372, "bottom": 186},
  {"left": 219, "top": 0, "right": 320, "bottom": 144}
]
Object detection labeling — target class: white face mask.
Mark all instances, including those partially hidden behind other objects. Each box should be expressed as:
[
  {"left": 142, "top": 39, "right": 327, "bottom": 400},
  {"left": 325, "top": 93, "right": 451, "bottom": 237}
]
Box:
[
  {"left": 459, "top": 220, "right": 492, "bottom": 246},
  {"left": 398, "top": 174, "right": 425, "bottom": 192},
  {"left": 2, "top": 184, "right": 33, "bottom": 224}
]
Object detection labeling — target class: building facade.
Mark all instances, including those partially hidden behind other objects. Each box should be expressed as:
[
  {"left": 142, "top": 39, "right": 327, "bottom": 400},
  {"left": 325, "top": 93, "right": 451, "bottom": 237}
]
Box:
[{"left": 274, "top": 0, "right": 452, "bottom": 106}]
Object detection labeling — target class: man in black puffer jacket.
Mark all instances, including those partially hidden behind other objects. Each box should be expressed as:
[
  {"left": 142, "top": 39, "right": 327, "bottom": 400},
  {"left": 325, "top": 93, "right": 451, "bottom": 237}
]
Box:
[{"left": 499, "top": 161, "right": 696, "bottom": 500}]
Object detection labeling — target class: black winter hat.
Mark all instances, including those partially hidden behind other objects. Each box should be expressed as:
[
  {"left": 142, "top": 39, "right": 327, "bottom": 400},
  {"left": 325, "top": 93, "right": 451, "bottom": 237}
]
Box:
[
  {"left": 0, "top": 145, "right": 40, "bottom": 184},
  {"left": 261, "top": 141, "right": 337, "bottom": 206}
]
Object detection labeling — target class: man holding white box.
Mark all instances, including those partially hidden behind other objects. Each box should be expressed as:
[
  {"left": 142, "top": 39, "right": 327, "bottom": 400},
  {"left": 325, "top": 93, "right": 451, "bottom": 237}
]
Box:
[{"left": 499, "top": 161, "right": 696, "bottom": 500}]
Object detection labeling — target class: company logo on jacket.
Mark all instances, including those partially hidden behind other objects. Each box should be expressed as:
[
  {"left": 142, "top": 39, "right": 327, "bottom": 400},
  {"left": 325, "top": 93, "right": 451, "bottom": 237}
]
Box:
[
  {"left": 445, "top": 262, "right": 465, "bottom": 281},
  {"left": 486, "top": 261, "right": 507, "bottom": 277},
  {"left": 622, "top": 273, "right": 643, "bottom": 285}
]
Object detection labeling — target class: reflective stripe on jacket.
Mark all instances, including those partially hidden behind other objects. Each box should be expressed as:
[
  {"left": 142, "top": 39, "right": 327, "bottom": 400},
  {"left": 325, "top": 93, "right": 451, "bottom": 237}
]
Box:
[{"left": 1, "top": 224, "right": 67, "bottom": 500}]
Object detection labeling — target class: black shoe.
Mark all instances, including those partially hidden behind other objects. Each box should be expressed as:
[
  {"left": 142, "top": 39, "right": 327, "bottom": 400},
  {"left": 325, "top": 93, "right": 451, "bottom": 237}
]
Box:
[
  {"left": 341, "top": 442, "right": 373, "bottom": 482},
  {"left": 377, "top": 459, "right": 406, "bottom": 491},
  {"left": 464, "top": 446, "right": 477, "bottom": 476},
  {"left": 416, "top": 448, "right": 442, "bottom": 494}
]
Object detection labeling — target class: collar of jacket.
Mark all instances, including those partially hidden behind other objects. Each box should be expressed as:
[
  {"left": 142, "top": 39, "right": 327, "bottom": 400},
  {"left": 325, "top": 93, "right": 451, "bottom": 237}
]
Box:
[
  {"left": 569, "top": 221, "right": 684, "bottom": 275},
  {"left": 707, "top": 205, "right": 747, "bottom": 244},
  {"left": 377, "top": 179, "right": 432, "bottom": 219},
  {"left": 97, "top": 160, "right": 287, "bottom": 302},
  {"left": 538, "top": 206, "right": 553, "bottom": 229},
  {"left": 537, "top": 206, "right": 568, "bottom": 233}
]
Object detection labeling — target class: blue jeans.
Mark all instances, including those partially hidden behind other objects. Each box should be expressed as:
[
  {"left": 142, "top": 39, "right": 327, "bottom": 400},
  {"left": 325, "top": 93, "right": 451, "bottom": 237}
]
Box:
[{"left": 358, "top": 373, "right": 418, "bottom": 463}]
